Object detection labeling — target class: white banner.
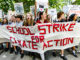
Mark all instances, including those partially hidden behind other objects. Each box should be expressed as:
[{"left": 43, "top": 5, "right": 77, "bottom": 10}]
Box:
[{"left": 0, "top": 22, "right": 80, "bottom": 60}]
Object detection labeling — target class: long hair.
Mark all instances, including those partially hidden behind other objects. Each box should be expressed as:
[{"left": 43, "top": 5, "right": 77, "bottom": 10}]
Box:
[
  {"left": 68, "top": 14, "right": 76, "bottom": 21},
  {"left": 2, "top": 18, "right": 8, "bottom": 25},
  {"left": 39, "top": 12, "right": 43, "bottom": 20},
  {"left": 57, "top": 11, "right": 64, "bottom": 19},
  {"left": 23, "top": 13, "right": 34, "bottom": 26},
  {"left": 47, "top": 15, "right": 51, "bottom": 22}
]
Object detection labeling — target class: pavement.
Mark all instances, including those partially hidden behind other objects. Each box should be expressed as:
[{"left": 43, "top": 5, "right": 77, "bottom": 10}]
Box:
[
  {"left": 0, "top": 48, "right": 80, "bottom": 60},
  {"left": 0, "top": 41, "right": 80, "bottom": 60}
]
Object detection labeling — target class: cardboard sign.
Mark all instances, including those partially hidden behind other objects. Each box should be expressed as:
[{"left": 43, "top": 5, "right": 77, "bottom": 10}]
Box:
[
  {"left": 69, "top": 5, "right": 80, "bottom": 16},
  {"left": 36, "top": 0, "right": 48, "bottom": 10},
  {"left": 30, "top": 5, "right": 35, "bottom": 15},
  {"left": 48, "top": 8, "right": 57, "bottom": 21},
  {"left": 14, "top": 2, "right": 24, "bottom": 15},
  {"left": 63, "top": 5, "right": 80, "bottom": 16},
  {"left": 36, "top": 0, "right": 48, "bottom": 3}
]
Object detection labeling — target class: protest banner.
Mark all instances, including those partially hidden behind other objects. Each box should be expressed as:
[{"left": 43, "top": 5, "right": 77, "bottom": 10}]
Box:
[
  {"left": 0, "top": 22, "right": 80, "bottom": 60},
  {"left": 14, "top": 2, "right": 24, "bottom": 15}
]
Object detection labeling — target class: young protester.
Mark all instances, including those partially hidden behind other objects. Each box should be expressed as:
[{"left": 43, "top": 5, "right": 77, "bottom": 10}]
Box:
[
  {"left": 36, "top": 12, "right": 48, "bottom": 23},
  {"left": 10, "top": 15, "right": 16, "bottom": 26},
  {"left": 2, "top": 18, "right": 8, "bottom": 25},
  {"left": 13, "top": 15, "right": 23, "bottom": 56},
  {"left": 10, "top": 15, "right": 16, "bottom": 54},
  {"left": 2, "top": 18, "right": 9, "bottom": 52},
  {"left": 47, "top": 14, "right": 51, "bottom": 23},
  {"left": 56, "top": 11, "right": 67, "bottom": 60},
  {"left": 68, "top": 14, "right": 78, "bottom": 57},
  {"left": 68, "top": 14, "right": 78, "bottom": 22},
  {"left": 22, "top": 13, "right": 35, "bottom": 59},
  {"left": 23, "top": 13, "right": 34, "bottom": 26},
  {"left": 15, "top": 15, "right": 23, "bottom": 27},
  {"left": 36, "top": 12, "right": 50, "bottom": 60}
]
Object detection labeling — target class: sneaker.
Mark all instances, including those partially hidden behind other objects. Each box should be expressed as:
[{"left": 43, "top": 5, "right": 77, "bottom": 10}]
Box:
[
  {"left": 60, "top": 55, "right": 67, "bottom": 60},
  {"left": 72, "top": 53, "right": 78, "bottom": 57},
  {"left": 52, "top": 52, "right": 57, "bottom": 57},
  {"left": 32, "top": 56, "right": 35, "bottom": 60},
  {"left": 21, "top": 53, "right": 24, "bottom": 59},
  {"left": 75, "top": 46, "right": 78, "bottom": 48},
  {"left": 15, "top": 51, "right": 18, "bottom": 55},
  {"left": 4, "top": 48, "right": 9, "bottom": 52},
  {"left": 0, "top": 50, "right": 4, "bottom": 55},
  {"left": 10, "top": 48, "right": 14, "bottom": 54}
]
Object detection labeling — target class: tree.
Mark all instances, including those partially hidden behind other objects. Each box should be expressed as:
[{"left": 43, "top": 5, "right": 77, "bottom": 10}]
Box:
[
  {"left": 72, "top": 0, "right": 80, "bottom": 5},
  {"left": 0, "top": 0, "right": 35, "bottom": 13},
  {"left": 0, "top": 0, "right": 78, "bottom": 13},
  {"left": 49, "top": 0, "right": 73, "bottom": 11}
]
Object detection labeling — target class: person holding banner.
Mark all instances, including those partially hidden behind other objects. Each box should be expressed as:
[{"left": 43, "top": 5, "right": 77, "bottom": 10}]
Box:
[
  {"left": 10, "top": 15, "right": 16, "bottom": 26},
  {"left": 57, "top": 11, "right": 67, "bottom": 60},
  {"left": 10, "top": 15, "right": 16, "bottom": 54},
  {"left": 47, "top": 14, "right": 51, "bottom": 23},
  {"left": 68, "top": 14, "right": 78, "bottom": 22},
  {"left": 68, "top": 14, "right": 78, "bottom": 57},
  {"left": 13, "top": 15, "right": 23, "bottom": 56},
  {"left": 2, "top": 18, "right": 10, "bottom": 52},
  {"left": 15, "top": 15, "right": 23, "bottom": 27},
  {"left": 36, "top": 12, "right": 48, "bottom": 23},
  {"left": 23, "top": 13, "right": 35, "bottom": 26},
  {"left": 22, "top": 13, "right": 35, "bottom": 59},
  {"left": 36, "top": 11, "right": 50, "bottom": 60},
  {"left": 2, "top": 18, "right": 8, "bottom": 25}
]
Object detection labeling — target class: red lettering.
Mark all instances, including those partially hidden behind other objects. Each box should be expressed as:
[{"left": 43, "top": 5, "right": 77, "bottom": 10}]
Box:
[
  {"left": 23, "top": 41, "right": 27, "bottom": 48},
  {"left": 54, "top": 40, "right": 60, "bottom": 46},
  {"left": 38, "top": 25, "right": 46, "bottom": 34},
  {"left": 43, "top": 42, "right": 47, "bottom": 50},
  {"left": 53, "top": 24, "right": 59, "bottom": 32},
  {"left": 68, "top": 23, "right": 75, "bottom": 31},
  {"left": 32, "top": 42, "right": 38, "bottom": 50},
  {"left": 47, "top": 40, "right": 53, "bottom": 47},
  {"left": 46, "top": 24, "right": 52, "bottom": 33}
]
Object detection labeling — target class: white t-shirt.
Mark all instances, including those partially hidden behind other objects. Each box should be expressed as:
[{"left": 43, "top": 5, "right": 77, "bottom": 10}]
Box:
[
  {"left": 10, "top": 22, "right": 16, "bottom": 26},
  {"left": 16, "top": 21, "right": 23, "bottom": 27}
]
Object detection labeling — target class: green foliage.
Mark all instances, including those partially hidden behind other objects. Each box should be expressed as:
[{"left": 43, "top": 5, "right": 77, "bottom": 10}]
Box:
[
  {"left": 49, "top": 0, "right": 72, "bottom": 11},
  {"left": 0, "top": 0, "right": 78, "bottom": 13},
  {"left": 0, "top": 0, "right": 35, "bottom": 13},
  {"left": 72, "top": 0, "right": 80, "bottom": 5}
]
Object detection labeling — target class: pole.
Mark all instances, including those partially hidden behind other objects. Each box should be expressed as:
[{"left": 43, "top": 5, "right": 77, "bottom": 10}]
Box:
[{"left": 35, "top": 1, "right": 37, "bottom": 19}]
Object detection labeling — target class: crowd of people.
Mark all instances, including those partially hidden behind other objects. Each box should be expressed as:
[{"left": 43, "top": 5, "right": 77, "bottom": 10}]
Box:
[{"left": 0, "top": 11, "right": 79, "bottom": 60}]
